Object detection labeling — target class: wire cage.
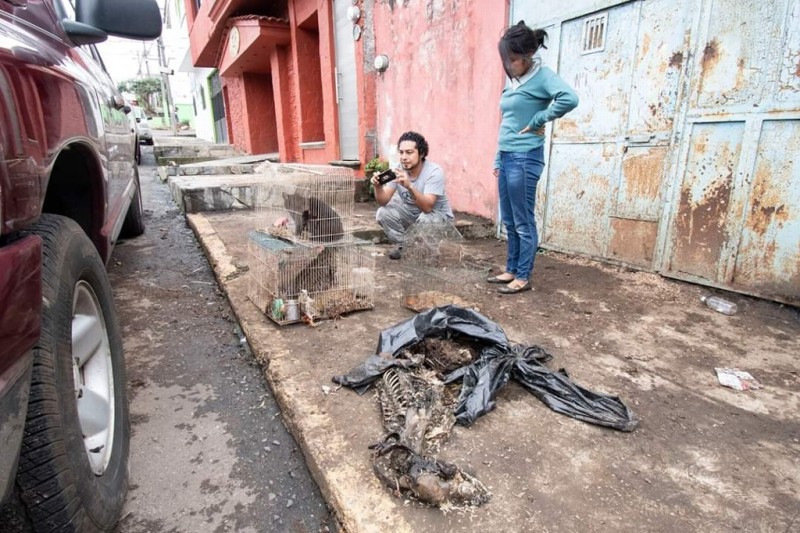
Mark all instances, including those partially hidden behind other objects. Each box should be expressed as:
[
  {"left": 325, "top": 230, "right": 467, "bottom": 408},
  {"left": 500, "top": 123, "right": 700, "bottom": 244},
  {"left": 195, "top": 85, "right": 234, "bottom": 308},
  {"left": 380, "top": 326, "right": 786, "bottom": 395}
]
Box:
[
  {"left": 397, "top": 222, "right": 491, "bottom": 312},
  {"left": 253, "top": 162, "right": 357, "bottom": 244},
  {"left": 247, "top": 231, "right": 375, "bottom": 325}
]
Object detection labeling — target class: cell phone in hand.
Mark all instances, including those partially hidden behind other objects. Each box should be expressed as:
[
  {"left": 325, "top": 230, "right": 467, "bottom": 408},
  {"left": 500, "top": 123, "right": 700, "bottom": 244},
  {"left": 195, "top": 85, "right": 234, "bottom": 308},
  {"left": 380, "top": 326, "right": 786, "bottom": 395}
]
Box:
[{"left": 375, "top": 168, "right": 397, "bottom": 185}]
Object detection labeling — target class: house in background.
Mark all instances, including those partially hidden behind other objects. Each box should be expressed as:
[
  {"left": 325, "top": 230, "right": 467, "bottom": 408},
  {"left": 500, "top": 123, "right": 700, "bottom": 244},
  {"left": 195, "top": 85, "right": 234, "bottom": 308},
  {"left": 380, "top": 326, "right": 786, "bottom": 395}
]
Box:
[{"left": 183, "top": 0, "right": 799, "bottom": 305}]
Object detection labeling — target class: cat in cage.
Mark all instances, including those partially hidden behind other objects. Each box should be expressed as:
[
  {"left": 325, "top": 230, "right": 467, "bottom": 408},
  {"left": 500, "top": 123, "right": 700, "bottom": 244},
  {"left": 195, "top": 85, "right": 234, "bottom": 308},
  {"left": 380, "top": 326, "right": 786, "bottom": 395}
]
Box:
[{"left": 282, "top": 191, "right": 344, "bottom": 243}]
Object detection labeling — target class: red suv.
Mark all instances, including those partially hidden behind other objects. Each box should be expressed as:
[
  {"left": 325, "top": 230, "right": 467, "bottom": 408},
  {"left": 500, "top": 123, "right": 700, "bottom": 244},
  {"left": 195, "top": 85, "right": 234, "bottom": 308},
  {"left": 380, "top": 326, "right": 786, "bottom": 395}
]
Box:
[{"left": 0, "top": 0, "right": 161, "bottom": 530}]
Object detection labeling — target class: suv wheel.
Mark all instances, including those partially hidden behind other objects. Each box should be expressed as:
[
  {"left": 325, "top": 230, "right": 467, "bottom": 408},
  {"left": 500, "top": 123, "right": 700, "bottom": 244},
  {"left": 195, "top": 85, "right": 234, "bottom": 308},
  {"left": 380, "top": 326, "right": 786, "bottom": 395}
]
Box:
[{"left": 17, "top": 215, "right": 129, "bottom": 532}]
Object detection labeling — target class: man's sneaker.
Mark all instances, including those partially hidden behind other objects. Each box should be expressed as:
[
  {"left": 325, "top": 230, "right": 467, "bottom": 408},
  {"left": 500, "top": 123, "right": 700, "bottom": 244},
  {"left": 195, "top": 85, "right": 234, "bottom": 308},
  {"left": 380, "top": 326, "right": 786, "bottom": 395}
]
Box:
[{"left": 389, "top": 247, "right": 403, "bottom": 260}]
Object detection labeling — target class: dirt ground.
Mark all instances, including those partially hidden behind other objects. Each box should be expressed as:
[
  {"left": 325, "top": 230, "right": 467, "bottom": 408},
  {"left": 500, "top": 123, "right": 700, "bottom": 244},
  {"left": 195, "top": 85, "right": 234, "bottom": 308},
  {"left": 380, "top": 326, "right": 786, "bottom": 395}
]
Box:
[{"left": 188, "top": 207, "right": 799, "bottom": 533}]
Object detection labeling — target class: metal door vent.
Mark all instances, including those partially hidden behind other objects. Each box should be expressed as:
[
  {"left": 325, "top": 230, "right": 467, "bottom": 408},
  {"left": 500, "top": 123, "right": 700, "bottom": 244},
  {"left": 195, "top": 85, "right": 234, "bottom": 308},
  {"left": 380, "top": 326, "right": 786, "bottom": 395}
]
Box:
[{"left": 581, "top": 13, "right": 607, "bottom": 54}]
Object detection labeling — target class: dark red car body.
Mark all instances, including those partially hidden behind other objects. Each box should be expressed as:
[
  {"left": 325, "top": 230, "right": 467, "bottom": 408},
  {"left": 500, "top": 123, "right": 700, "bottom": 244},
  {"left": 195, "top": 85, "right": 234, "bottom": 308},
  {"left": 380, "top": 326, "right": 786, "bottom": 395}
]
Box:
[{"left": 0, "top": 0, "right": 140, "bottom": 503}]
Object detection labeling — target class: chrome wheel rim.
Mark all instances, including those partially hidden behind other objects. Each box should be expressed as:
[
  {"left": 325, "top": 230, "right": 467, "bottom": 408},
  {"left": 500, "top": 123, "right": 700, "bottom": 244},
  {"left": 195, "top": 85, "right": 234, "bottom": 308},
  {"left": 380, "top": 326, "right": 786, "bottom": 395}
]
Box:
[{"left": 72, "top": 281, "right": 115, "bottom": 475}]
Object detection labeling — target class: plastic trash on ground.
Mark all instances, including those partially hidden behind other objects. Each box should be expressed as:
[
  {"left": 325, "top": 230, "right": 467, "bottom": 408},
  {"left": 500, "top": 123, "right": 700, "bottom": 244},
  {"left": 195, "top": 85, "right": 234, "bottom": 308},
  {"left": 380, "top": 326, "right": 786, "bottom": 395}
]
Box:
[{"left": 715, "top": 368, "right": 762, "bottom": 391}]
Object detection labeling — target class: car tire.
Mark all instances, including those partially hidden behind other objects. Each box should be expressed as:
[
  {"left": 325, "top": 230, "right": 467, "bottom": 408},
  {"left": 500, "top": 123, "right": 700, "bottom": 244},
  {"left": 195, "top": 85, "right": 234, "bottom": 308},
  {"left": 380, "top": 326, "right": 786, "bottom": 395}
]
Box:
[
  {"left": 120, "top": 168, "right": 145, "bottom": 238},
  {"left": 16, "top": 215, "right": 130, "bottom": 532},
  {"left": 134, "top": 138, "right": 141, "bottom": 165}
]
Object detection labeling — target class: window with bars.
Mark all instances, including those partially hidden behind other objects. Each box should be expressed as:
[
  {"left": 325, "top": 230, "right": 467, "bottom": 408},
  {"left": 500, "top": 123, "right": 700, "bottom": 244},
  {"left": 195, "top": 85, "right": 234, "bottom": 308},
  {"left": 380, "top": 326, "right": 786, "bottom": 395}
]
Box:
[{"left": 581, "top": 13, "right": 608, "bottom": 54}]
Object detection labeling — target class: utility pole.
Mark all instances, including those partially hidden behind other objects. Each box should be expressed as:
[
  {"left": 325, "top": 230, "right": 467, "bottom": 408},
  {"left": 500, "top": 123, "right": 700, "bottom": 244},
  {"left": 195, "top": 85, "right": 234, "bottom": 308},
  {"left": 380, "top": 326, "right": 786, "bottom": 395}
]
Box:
[
  {"left": 157, "top": 2, "right": 178, "bottom": 133},
  {"left": 157, "top": 35, "right": 177, "bottom": 133}
]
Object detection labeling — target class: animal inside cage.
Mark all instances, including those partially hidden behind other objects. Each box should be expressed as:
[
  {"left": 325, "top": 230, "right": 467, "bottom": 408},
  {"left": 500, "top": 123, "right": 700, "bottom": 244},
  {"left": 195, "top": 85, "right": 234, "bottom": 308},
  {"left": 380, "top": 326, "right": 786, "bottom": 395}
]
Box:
[
  {"left": 253, "top": 162, "right": 356, "bottom": 244},
  {"left": 247, "top": 230, "right": 375, "bottom": 325},
  {"left": 398, "top": 223, "right": 491, "bottom": 312}
]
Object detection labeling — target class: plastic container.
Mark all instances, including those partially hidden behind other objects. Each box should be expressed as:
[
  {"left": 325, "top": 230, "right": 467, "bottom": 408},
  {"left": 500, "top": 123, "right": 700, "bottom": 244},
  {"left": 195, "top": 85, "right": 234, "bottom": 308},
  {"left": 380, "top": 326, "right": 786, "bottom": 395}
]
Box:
[
  {"left": 700, "top": 295, "right": 738, "bottom": 316},
  {"left": 284, "top": 299, "right": 300, "bottom": 321}
]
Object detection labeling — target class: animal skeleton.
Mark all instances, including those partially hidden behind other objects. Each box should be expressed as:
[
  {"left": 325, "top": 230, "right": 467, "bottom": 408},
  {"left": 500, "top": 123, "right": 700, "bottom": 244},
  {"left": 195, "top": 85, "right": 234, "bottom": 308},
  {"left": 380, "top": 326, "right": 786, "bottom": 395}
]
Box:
[{"left": 374, "top": 349, "right": 490, "bottom": 508}]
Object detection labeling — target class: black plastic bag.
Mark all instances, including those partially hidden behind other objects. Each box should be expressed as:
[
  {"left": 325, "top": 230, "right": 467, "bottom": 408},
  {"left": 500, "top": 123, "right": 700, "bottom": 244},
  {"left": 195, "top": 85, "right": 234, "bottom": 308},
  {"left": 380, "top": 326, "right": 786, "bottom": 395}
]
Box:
[
  {"left": 333, "top": 306, "right": 507, "bottom": 393},
  {"left": 334, "top": 305, "right": 638, "bottom": 431},
  {"left": 512, "top": 359, "right": 638, "bottom": 431}
]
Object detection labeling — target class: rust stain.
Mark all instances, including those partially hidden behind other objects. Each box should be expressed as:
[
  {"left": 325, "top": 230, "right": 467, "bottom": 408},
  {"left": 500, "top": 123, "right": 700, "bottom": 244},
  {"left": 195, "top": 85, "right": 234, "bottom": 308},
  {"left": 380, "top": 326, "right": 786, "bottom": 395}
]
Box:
[
  {"left": 747, "top": 161, "right": 791, "bottom": 235},
  {"left": 702, "top": 39, "right": 719, "bottom": 72},
  {"left": 557, "top": 119, "right": 579, "bottom": 135},
  {"left": 669, "top": 51, "right": 683, "bottom": 68},
  {"left": 640, "top": 34, "right": 651, "bottom": 58},
  {"left": 672, "top": 173, "right": 733, "bottom": 277},
  {"left": 621, "top": 148, "right": 667, "bottom": 203},
  {"left": 735, "top": 57, "right": 747, "bottom": 90},
  {"left": 796, "top": 56, "right": 800, "bottom": 78},
  {"left": 609, "top": 218, "right": 658, "bottom": 267}
]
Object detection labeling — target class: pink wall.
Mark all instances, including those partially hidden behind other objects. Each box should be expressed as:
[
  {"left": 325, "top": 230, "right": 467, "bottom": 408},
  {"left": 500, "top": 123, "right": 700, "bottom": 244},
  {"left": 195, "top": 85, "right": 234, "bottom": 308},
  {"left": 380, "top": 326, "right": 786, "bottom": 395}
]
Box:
[
  {"left": 223, "top": 77, "right": 247, "bottom": 152},
  {"left": 372, "top": 0, "right": 507, "bottom": 219}
]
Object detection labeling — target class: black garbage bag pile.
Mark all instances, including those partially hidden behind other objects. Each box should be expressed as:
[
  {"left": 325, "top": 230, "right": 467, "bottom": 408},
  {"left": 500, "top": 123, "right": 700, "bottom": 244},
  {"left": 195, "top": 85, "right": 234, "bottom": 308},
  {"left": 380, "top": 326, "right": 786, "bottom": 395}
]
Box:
[{"left": 332, "top": 305, "right": 638, "bottom": 507}]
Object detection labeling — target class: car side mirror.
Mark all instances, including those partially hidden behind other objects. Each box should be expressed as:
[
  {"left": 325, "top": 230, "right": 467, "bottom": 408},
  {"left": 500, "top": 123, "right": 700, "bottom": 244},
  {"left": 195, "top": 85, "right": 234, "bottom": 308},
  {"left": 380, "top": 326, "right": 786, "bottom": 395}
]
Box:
[
  {"left": 61, "top": 20, "right": 108, "bottom": 46},
  {"left": 75, "top": 0, "right": 162, "bottom": 40}
]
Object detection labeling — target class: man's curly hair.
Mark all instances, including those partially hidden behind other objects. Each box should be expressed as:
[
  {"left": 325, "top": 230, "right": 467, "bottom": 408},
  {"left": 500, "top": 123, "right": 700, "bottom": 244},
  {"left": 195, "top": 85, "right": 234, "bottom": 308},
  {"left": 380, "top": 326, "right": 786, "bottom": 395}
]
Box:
[{"left": 397, "top": 131, "right": 429, "bottom": 161}]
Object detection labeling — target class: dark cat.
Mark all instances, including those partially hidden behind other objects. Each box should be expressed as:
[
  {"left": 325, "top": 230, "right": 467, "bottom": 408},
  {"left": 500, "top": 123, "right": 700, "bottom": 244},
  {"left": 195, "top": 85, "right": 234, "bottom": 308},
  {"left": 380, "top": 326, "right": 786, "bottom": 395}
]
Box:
[{"left": 282, "top": 192, "right": 344, "bottom": 243}]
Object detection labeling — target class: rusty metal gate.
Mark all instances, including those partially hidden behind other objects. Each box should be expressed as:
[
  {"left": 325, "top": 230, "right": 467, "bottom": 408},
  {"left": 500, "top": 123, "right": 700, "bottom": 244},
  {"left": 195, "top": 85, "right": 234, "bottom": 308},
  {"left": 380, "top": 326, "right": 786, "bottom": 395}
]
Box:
[{"left": 512, "top": 0, "right": 800, "bottom": 305}]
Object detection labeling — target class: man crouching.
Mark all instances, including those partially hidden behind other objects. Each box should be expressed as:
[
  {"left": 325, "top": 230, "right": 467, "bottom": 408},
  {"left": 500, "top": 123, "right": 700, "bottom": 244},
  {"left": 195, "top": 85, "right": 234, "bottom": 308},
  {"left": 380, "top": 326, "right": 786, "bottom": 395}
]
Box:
[{"left": 371, "top": 131, "right": 454, "bottom": 260}]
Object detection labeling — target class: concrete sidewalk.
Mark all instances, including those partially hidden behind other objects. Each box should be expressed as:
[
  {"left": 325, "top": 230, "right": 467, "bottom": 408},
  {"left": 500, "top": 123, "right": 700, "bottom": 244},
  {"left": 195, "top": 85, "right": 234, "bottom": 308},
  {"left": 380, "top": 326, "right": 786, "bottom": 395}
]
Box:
[{"left": 184, "top": 204, "right": 800, "bottom": 533}]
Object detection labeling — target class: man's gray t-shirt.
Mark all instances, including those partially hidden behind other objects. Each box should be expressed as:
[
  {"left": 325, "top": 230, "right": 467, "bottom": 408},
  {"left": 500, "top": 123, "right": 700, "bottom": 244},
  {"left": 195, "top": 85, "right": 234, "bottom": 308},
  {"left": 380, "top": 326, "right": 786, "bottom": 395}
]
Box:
[{"left": 387, "top": 160, "right": 454, "bottom": 219}]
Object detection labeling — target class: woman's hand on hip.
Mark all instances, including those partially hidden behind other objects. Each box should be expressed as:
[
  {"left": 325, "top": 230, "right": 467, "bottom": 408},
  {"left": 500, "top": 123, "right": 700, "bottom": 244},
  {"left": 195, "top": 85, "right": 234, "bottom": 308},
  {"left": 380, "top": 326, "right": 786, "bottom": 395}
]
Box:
[{"left": 519, "top": 125, "right": 546, "bottom": 135}]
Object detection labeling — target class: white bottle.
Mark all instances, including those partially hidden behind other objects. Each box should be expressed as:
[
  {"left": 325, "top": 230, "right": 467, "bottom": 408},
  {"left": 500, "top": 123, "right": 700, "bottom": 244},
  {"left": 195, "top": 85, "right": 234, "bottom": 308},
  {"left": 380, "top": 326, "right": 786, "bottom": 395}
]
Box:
[{"left": 700, "top": 295, "right": 738, "bottom": 316}]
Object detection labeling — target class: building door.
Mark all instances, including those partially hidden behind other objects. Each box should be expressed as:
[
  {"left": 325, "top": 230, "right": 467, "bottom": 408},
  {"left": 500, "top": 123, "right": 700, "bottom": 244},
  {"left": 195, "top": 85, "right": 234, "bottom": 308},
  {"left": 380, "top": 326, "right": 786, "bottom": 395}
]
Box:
[
  {"left": 332, "top": 0, "right": 359, "bottom": 160},
  {"left": 209, "top": 71, "right": 228, "bottom": 144},
  {"left": 658, "top": 0, "right": 800, "bottom": 304},
  {"left": 513, "top": 0, "right": 800, "bottom": 304},
  {"left": 513, "top": 0, "right": 689, "bottom": 269}
]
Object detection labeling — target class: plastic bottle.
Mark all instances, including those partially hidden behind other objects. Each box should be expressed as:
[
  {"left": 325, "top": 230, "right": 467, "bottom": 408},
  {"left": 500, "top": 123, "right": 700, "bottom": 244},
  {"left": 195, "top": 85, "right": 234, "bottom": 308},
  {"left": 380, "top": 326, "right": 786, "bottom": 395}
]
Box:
[{"left": 700, "top": 295, "right": 738, "bottom": 316}]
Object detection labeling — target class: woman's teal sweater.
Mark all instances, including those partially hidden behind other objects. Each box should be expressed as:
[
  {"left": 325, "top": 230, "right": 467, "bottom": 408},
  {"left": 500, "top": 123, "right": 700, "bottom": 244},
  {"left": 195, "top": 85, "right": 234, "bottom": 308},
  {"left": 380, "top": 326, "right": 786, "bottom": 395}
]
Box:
[{"left": 494, "top": 66, "right": 579, "bottom": 168}]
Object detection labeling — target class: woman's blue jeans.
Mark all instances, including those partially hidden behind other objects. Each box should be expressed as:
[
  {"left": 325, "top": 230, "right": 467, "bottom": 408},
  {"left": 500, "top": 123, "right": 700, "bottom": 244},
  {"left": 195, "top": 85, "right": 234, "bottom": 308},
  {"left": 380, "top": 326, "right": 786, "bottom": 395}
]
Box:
[{"left": 498, "top": 148, "right": 545, "bottom": 281}]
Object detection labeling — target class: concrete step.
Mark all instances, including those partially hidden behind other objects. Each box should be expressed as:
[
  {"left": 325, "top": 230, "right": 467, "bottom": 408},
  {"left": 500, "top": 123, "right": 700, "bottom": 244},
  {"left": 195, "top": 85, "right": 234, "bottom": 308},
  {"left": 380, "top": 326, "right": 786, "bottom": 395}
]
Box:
[
  {"left": 154, "top": 142, "right": 244, "bottom": 166},
  {"left": 168, "top": 174, "right": 262, "bottom": 213},
  {"left": 157, "top": 153, "right": 280, "bottom": 182},
  {"left": 168, "top": 173, "right": 496, "bottom": 241}
]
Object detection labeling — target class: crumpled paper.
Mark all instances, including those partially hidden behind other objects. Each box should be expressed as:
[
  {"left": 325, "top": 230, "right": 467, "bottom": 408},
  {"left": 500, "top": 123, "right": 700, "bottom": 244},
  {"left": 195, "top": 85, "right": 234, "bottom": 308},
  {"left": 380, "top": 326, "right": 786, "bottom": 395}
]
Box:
[{"left": 715, "top": 368, "right": 762, "bottom": 391}]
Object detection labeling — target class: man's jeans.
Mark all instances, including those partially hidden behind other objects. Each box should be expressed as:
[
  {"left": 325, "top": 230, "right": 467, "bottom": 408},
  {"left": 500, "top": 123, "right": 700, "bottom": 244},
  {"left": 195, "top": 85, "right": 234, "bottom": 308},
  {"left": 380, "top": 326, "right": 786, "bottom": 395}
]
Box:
[
  {"left": 498, "top": 148, "right": 545, "bottom": 281},
  {"left": 376, "top": 197, "right": 451, "bottom": 244}
]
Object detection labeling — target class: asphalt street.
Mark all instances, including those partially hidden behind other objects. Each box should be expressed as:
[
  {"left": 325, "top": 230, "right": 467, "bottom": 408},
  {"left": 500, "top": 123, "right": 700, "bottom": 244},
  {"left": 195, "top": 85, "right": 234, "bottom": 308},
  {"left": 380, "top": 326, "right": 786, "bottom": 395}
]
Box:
[
  {"left": 110, "top": 145, "right": 336, "bottom": 532},
  {"left": 0, "top": 142, "right": 336, "bottom": 533}
]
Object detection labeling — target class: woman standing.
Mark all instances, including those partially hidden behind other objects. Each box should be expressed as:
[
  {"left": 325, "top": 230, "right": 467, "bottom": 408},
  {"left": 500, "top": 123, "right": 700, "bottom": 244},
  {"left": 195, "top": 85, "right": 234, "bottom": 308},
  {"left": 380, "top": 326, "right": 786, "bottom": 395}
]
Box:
[{"left": 488, "top": 22, "right": 579, "bottom": 294}]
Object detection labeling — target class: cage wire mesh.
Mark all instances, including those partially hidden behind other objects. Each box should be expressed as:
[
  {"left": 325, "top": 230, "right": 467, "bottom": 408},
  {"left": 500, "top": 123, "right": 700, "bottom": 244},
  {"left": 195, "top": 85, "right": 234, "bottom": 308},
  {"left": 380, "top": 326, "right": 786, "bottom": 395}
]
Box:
[
  {"left": 251, "top": 162, "right": 357, "bottom": 243},
  {"left": 246, "top": 162, "right": 375, "bottom": 325},
  {"left": 397, "top": 222, "right": 491, "bottom": 312}
]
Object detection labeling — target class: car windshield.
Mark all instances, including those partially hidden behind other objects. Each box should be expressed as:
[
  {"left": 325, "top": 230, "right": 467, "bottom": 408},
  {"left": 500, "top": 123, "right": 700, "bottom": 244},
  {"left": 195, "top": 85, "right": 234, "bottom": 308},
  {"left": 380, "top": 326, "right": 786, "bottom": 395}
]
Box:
[{"left": 130, "top": 106, "right": 147, "bottom": 121}]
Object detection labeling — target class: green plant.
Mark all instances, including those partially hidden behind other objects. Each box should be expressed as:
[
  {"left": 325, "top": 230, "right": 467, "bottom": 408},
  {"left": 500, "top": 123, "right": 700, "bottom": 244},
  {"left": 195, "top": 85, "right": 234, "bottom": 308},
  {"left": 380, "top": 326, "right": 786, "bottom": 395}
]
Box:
[
  {"left": 117, "top": 77, "right": 161, "bottom": 117},
  {"left": 365, "top": 157, "right": 389, "bottom": 175}
]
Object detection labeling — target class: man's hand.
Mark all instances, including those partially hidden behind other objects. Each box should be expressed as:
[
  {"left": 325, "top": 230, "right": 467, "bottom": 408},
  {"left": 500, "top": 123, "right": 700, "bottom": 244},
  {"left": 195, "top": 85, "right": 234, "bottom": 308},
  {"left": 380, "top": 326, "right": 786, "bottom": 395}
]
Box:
[
  {"left": 493, "top": 168, "right": 500, "bottom": 178},
  {"left": 394, "top": 168, "right": 412, "bottom": 190}
]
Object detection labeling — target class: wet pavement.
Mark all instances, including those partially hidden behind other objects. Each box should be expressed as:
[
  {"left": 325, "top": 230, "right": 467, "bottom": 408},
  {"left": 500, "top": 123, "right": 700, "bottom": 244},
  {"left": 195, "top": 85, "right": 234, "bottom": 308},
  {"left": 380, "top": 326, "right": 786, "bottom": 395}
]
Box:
[{"left": 110, "top": 147, "right": 335, "bottom": 532}]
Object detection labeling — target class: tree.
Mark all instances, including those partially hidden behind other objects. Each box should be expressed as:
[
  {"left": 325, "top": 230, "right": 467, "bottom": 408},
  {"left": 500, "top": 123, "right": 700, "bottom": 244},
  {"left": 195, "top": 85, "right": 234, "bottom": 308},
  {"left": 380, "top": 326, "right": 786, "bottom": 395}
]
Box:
[{"left": 117, "top": 77, "right": 162, "bottom": 116}]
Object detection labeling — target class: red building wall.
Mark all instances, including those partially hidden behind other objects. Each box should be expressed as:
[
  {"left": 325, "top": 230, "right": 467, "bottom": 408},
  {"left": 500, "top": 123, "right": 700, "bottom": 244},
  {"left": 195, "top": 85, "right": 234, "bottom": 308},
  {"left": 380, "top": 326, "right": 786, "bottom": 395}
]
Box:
[{"left": 371, "top": 1, "right": 508, "bottom": 219}]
